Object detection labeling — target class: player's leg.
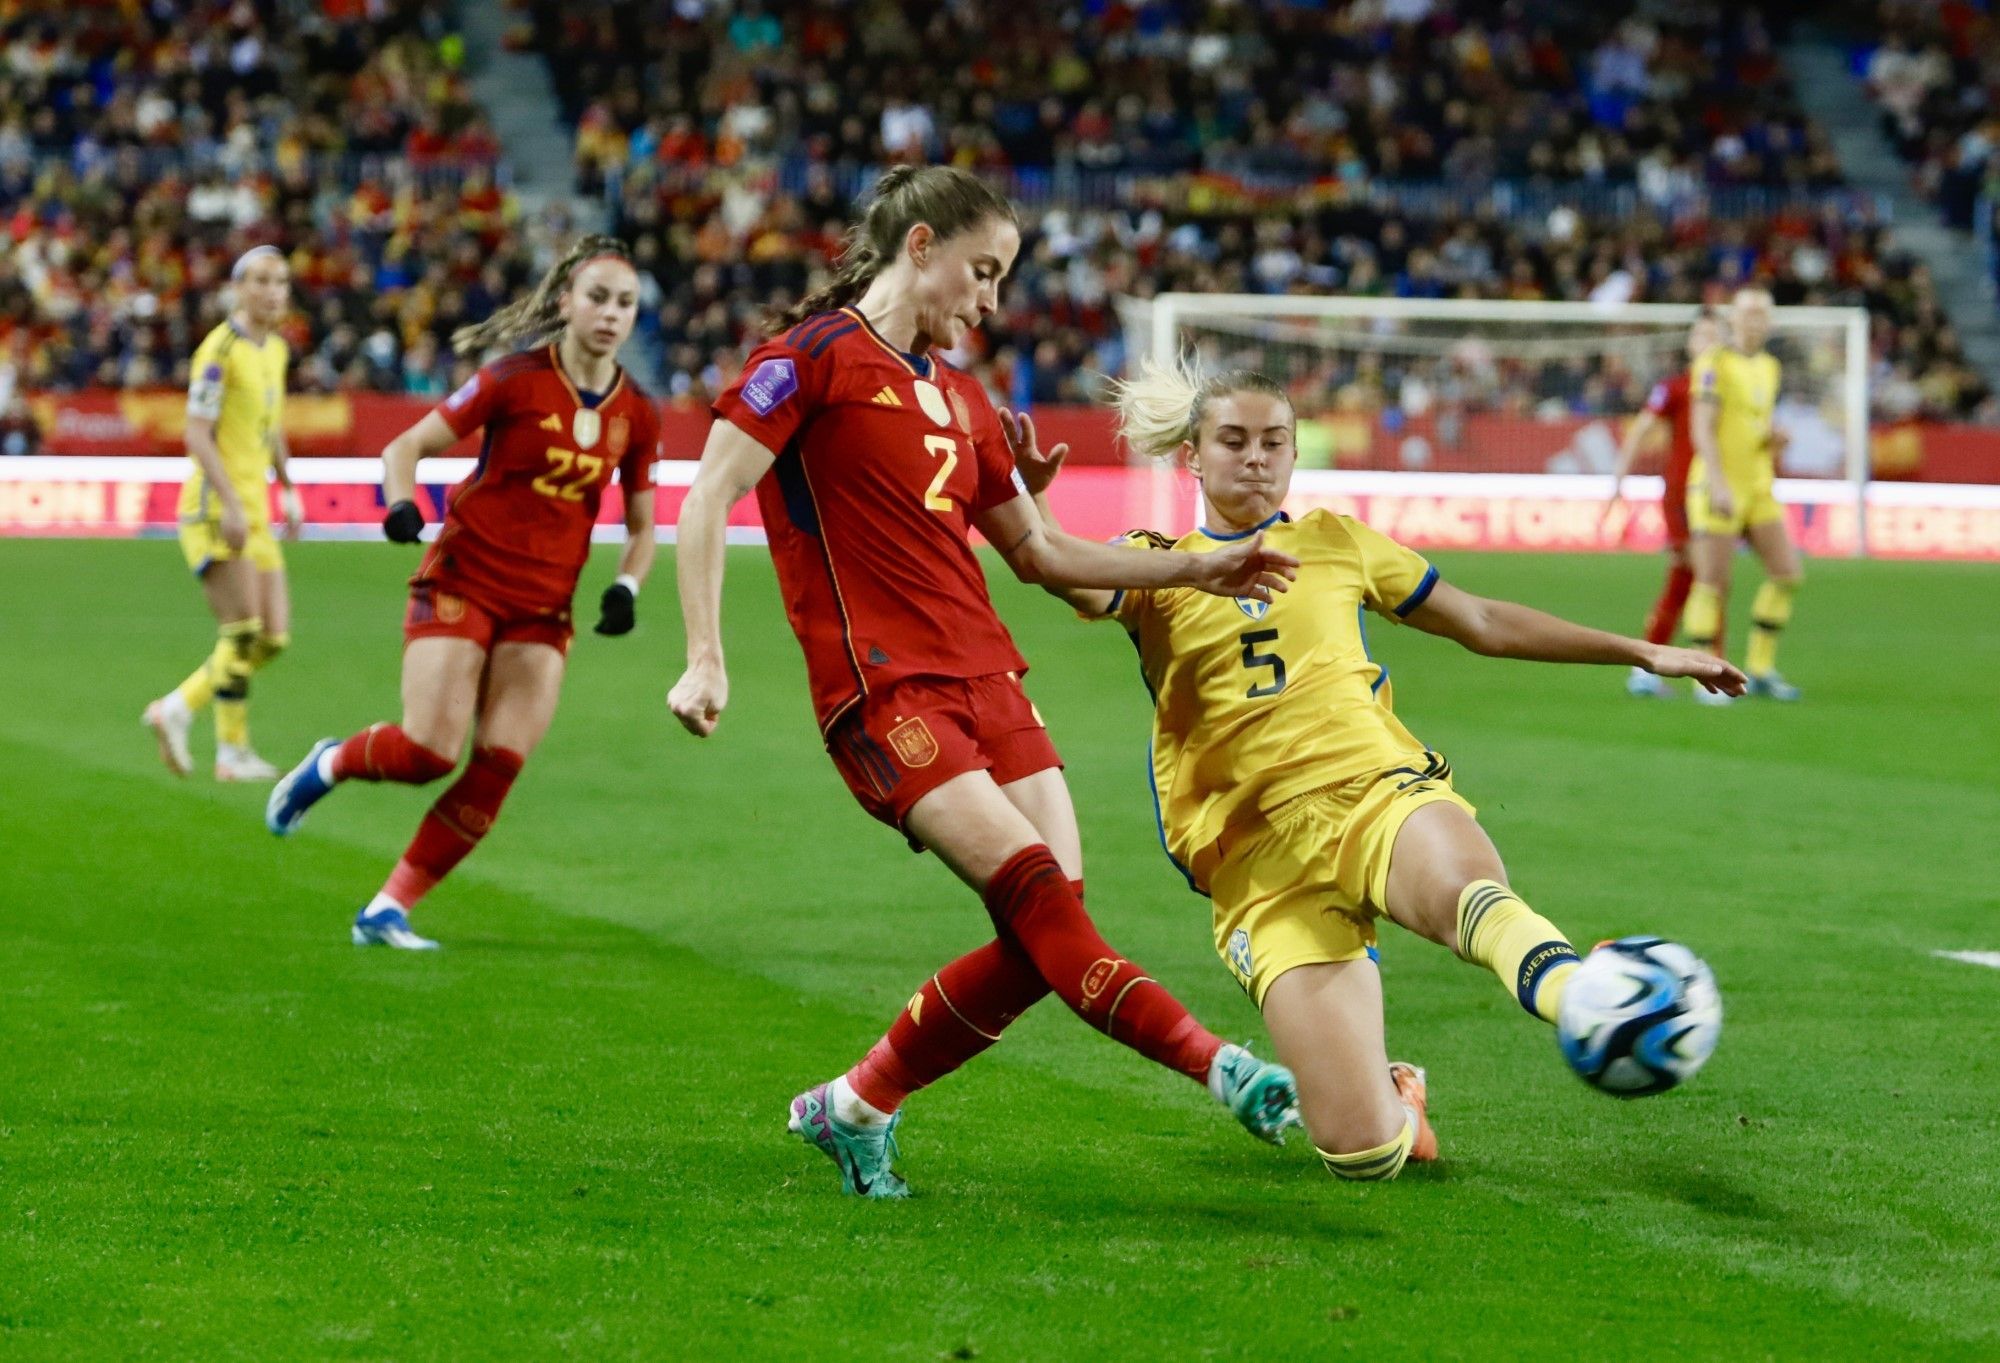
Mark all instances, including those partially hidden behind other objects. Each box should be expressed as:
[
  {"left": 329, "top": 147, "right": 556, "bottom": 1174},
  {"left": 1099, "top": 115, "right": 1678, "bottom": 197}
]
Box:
[
  {"left": 1630, "top": 541, "right": 1694, "bottom": 697},
  {"left": 146, "top": 553, "right": 257, "bottom": 777},
  {"left": 1379, "top": 799, "right": 1580, "bottom": 1026},
  {"left": 1682, "top": 522, "right": 1737, "bottom": 707},
  {"left": 1742, "top": 512, "right": 1803, "bottom": 699},
  {"left": 215, "top": 551, "right": 289, "bottom": 780},
  {"left": 1260, "top": 961, "right": 1425, "bottom": 1180},
  {"left": 354, "top": 639, "right": 563, "bottom": 947}
]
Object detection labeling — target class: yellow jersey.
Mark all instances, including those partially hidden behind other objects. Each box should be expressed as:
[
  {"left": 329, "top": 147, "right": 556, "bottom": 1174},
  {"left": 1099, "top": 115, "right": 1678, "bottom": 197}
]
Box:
[
  {"left": 1689, "top": 345, "right": 1780, "bottom": 488},
  {"left": 1103, "top": 509, "right": 1440, "bottom": 888},
  {"left": 178, "top": 319, "right": 288, "bottom": 526}
]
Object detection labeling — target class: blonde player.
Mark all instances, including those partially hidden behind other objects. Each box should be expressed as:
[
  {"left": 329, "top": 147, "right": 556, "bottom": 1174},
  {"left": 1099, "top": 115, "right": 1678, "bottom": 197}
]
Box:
[
  {"left": 1683, "top": 286, "right": 1803, "bottom": 702},
  {"left": 1011, "top": 361, "right": 1741, "bottom": 1181},
  {"left": 143, "top": 246, "right": 303, "bottom": 779}
]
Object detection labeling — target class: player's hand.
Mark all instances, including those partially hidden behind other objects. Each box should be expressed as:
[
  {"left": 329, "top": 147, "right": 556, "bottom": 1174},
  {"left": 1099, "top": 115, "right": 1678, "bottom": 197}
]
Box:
[
  {"left": 595, "top": 581, "right": 636, "bottom": 636},
  {"left": 279, "top": 486, "right": 304, "bottom": 542},
  {"left": 1705, "top": 482, "right": 1734, "bottom": 520},
  {"left": 219, "top": 501, "right": 249, "bottom": 552},
  {"left": 383, "top": 499, "right": 425, "bottom": 544},
  {"left": 1185, "top": 531, "right": 1299, "bottom": 602},
  {"left": 998, "top": 407, "right": 1069, "bottom": 498},
  {"left": 1645, "top": 645, "right": 1747, "bottom": 696},
  {"left": 668, "top": 662, "right": 728, "bottom": 737}
]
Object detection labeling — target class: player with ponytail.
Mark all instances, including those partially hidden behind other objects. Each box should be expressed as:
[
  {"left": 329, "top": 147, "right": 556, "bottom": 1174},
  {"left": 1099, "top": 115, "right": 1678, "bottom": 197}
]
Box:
[
  {"left": 671, "top": 165, "right": 1306, "bottom": 1198},
  {"left": 1015, "top": 356, "right": 1741, "bottom": 1180},
  {"left": 264, "top": 236, "right": 662, "bottom": 950}
]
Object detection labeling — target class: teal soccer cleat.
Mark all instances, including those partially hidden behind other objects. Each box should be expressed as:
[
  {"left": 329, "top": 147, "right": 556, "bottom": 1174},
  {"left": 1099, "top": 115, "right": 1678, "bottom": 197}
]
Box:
[
  {"left": 1210, "top": 1044, "right": 1301, "bottom": 1145},
  {"left": 1745, "top": 672, "right": 1801, "bottom": 701},
  {"left": 787, "top": 1083, "right": 910, "bottom": 1199}
]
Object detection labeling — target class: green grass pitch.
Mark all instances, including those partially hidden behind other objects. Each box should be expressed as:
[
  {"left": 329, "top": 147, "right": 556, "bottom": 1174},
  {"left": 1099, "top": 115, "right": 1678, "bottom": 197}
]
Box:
[{"left": 2, "top": 538, "right": 1995, "bottom": 1361}]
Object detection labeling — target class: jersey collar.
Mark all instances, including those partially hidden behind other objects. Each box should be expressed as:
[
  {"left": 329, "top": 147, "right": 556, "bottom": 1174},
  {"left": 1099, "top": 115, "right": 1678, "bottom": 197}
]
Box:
[
  {"left": 548, "top": 342, "right": 624, "bottom": 410},
  {"left": 844, "top": 306, "right": 934, "bottom": 379},
  {"left": 1200, "top": 509, "right": 1288, "bottom": 541}
]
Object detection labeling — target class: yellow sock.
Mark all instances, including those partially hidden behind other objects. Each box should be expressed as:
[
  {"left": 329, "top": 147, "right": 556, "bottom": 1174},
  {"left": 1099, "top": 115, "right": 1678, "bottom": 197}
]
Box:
[
  {"left": 1455, "top": 880, "right": 1579, "bottom": 1024},
  {"left": 174, "top": 648, "right": 222, "bottom": 711},
  {"left": 1318, "top": 1116, "right": 1415, "bottom": 1182},
  {"left": 1745, "top": 579, "right": 1795, "bottom": 677},
  {"left": 1681, "top": 581, "right": 1722, "bottom": 653},
  {"left": 248, "top": 631, "right": 288, "bottom": 672},
  {"left": 211, "top": 617, "right": 260, "bottom": 749}
]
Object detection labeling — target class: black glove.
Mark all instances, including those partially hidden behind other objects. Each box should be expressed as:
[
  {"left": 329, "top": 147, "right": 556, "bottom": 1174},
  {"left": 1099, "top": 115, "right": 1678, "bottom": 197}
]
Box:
[
  {"left": 383, "top": 499, "right": 424, "bottom": 544},
  {"left": 595, "top": 581, "right": 636, "bottom": 636}
]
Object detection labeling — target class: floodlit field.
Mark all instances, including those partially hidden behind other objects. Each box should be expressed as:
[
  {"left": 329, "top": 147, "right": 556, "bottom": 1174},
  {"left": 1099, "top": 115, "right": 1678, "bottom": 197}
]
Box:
[{"left": 3, "top": 539, "right": 1995, "bottom": 1361}]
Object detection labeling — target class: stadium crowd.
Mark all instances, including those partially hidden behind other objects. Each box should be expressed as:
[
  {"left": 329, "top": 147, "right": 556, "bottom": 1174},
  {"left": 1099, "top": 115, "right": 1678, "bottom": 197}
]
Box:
[
  {"left": 1861, "top": 0, "right": 1996, "bottom": 232},
  {"left": 1, "top": 0, "right": 1993, "bottom": 429}
]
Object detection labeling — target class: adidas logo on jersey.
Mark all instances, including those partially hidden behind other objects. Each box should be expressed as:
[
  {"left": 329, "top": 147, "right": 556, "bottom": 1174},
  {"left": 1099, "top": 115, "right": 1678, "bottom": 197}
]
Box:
[
  {"left": 539, "top": 413, "right": 563, "bottom": 432},
  {"left": 872, "top": 388, "right": 902, "bottom": 407}
]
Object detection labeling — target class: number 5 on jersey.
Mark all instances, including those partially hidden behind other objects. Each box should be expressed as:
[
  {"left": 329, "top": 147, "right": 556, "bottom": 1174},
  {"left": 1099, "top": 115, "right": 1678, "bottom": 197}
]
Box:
[{"left": 1240, "top": 628, "right": 1287, "bottom": 697}]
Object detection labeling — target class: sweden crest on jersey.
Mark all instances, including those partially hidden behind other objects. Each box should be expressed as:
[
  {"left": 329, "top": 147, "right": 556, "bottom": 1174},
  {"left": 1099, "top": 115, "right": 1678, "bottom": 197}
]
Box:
[{"left": 1236, "top": 596, "right": 1271, "bottom": 620}]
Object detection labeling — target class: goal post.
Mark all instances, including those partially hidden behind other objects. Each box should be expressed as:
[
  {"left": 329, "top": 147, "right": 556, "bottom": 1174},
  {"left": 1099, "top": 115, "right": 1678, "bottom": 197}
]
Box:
[{"left": 1127, "top": 293, "right": 1872, "bottom": 556}]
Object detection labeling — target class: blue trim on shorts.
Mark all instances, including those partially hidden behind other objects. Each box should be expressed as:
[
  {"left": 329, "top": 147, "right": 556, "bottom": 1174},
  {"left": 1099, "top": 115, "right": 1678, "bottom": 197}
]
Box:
[{"left": 1366, "top": 945, "right": 1381, "bottom": 964}]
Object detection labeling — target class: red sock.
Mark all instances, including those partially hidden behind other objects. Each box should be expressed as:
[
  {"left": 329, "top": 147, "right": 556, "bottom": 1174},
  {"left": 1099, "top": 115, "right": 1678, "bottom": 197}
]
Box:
[
  {"left": 984, "top": 847, "right": 1220, "bottom": 1084},
  {"left": 332, "top": 723, "right": 455, "bottom": 784},
  {"left": 846, "top": 919, "right": 1057, "bottom": 1114},
  {"left": 1644, "top": 561, "right": 1695, "bottom": 646},
  {"left": 381, "top": 746, "right": 523, "bottom": 908}
]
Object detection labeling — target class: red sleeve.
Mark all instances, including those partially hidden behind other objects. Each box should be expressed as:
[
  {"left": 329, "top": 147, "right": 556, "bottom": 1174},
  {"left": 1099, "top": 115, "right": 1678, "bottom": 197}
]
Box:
[
  {"left": 620, "top": 399, "right": 659, "bottom": 493},
  {"left": 711, "top": 340, "right": 823, "bottom": 455},
  {"left": 965, "top": 384, "right": 1027, "bottom": 513},
  {"left": 436, "top": 362, "right": 507, "bottom": 438}
]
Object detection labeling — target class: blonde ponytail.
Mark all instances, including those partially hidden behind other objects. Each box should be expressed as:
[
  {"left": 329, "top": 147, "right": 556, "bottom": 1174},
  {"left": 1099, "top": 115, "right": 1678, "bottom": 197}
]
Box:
[{"left": 1111, "top": 357, "right": 1291, "bottom": 462}]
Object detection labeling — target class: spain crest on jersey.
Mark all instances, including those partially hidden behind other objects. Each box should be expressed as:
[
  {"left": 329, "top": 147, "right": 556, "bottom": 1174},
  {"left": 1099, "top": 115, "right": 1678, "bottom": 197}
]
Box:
[{"left": 607, "top": 416, "right": 630, "bottom": 459}]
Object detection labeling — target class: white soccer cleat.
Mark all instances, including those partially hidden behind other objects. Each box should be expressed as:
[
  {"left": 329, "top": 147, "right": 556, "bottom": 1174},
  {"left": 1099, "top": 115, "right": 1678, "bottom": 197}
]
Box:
[
  {"left": 352, "top": 904, "right": 440, "bottom": 951},
  {"left": 1625, "top": 667, "right": 1673, "bottom": 699},
  {"left": 143, "top": 695, "right": 195, "bottom": 777},
  {"left": 215, "top": 745, "right": 281, "bottom": 782},
  {"left": 1691, "top": 683, "right": 1734, "bottom": 708}
]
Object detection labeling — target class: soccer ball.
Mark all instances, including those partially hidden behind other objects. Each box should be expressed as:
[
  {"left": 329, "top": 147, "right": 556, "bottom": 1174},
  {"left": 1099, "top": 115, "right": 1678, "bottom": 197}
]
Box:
[{"left": 1557, "top": 937, "right": 1722, "bottom": 1097}]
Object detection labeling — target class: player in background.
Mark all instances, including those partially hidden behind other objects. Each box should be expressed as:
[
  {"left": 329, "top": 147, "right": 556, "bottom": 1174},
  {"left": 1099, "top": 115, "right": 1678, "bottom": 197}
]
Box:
[
  {"left": 143, "top": 246, "right": 303, "bottom": 781},
  {"left": 1683, "top": 287, "right": 1804, "bottom": 703},
  {"left": 264, "top": 237, "right": 659, "bottom": 950},
  {"left": 1604, "top": 311, "right": 1723, "bottom": 697},
  {"left": 1019, "top": 360, "right": 1740, "bottom": 1181},
  {"left": 670, "top": 166, "right": 1303, "bottom": 1199}
]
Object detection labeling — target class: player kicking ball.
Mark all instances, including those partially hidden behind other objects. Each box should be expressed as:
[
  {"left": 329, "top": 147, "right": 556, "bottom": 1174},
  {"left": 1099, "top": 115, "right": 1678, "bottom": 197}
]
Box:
[
  {"left": 1017, "top": 359, "right": 1742, "bottom": 1180},
  {"left": 265, "top": 236, "right": 660, "bottom": 949}
]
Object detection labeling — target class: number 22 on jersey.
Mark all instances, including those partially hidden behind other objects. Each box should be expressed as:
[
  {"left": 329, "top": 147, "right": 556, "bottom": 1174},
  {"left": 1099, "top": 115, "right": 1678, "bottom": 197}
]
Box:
[{"left": 533, "top": 446, "right": 603, "bottom": 501}]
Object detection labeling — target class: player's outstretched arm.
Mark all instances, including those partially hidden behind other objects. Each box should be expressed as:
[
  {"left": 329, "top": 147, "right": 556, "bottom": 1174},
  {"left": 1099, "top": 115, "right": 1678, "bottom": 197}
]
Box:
[
  {"left": 1404, "top": 580, "right": 1747, "bottom": 694},
  {"left": 379, "top": 411, "right": 460, "bottom": 543},
  {"left": 667, "top": 420, "right": 776, "bottom": 737},
  {"left": 596, "top": 488, "right": 655, "bottom": 636},
  {"left": 982, "top": 496, "right": 1298, "bottom": 601}
]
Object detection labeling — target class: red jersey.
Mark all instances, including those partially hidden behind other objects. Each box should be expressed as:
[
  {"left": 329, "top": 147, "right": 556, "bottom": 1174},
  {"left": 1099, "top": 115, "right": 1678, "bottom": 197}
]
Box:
[
  {"left": 422, "top": 346, "right": 660, "bottom": 617},
  {"left": 713, "top": 307, "right": 1030, "bottom": 731},
  {"left": 1644, "top": 371, "right": 1695, "bottom": 499}
]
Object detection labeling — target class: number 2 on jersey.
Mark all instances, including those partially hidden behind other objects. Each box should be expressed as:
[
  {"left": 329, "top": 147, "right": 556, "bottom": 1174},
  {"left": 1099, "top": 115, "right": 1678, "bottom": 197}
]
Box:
[
  {"left": 1239, "top": 628, "right": 1287, "bottom": 698},
  {"left": 533, "top": 446, "right": 604, "bottom": 501},
  {"left": 921, "top": 434, "right": 958, "bottom": 512}
]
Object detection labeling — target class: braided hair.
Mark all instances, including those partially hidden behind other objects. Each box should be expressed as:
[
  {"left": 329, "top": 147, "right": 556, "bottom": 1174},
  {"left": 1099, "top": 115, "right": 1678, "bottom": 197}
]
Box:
[
  {"left": 768, "top": 165, "right": 1017, "bottom": 332},
  {"left": 451, "top": 234, "right": 635, "bottom": 358}
]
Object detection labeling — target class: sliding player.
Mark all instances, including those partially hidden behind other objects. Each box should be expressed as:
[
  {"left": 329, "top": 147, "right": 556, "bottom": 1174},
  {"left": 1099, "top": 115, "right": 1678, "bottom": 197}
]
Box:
[
  {"left": 265, "top": 236, "right": 659, "bottom": 950},
  {"left": 1018, "top": 359, "right": 1740, "bottom": 1181},
  {"left": 144, "top": 246, "right": 303, "bottom": 780},
  {"left": 1683, "top": 287, "right": 1804, "bottom": 702},
  {"left": 670, "top": 166, "right": 1302, "bottom": 1199},
  {"left": 1604, "top": 311, "right": 1722, "bottom": 697}
]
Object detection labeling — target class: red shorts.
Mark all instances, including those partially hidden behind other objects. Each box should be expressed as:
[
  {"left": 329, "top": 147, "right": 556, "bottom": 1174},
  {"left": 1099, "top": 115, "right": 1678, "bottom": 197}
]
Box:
[
  {"left": 1663, "top": 473, "right": 1690, "bottom": 547},
  {"left": 826, "top": 672, "right": 1063, "bottom": 835},
  {"left": 403, "top": 578, "right": 573, "bottom": 655}
]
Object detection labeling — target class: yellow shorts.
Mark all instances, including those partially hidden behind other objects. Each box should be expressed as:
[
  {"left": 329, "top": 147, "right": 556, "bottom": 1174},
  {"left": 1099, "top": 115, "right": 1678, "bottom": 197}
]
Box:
[
  {"left": 178, "top": 518, "right": 284, "bottom": 575},
  {"left": 1687, "top": 476, "right": 1783, "bottom": 538},
  {"left": 1208, "top": 757, "right": 1476, "bottom": 1008}
]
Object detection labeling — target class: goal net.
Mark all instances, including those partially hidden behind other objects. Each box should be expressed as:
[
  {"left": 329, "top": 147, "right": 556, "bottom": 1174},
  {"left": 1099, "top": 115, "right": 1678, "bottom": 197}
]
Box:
[{"left": 1120, "top": 295, "right": 1871, "bottom": 554}]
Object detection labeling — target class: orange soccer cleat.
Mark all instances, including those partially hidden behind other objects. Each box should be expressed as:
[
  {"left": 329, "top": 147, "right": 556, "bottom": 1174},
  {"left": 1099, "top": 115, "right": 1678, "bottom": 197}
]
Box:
[{"left": 1389, "top": 1061, "right": 1440, "bottom": 1163}]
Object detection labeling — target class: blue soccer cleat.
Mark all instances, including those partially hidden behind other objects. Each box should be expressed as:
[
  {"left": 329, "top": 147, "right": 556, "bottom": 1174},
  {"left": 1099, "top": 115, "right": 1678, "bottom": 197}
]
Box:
[
  {"left": 1209, "top": 1043, "right": 1301, "bottom": 1145},
  {"left": 787, "top": 1082, "right": 909, "bottom": 1198},
  {"left": 266, "top": 738, "right": 339, "bottom": 835},
  {"left": 1745, "top": 672, "right": 1801, "bottom": 702},
  {"left": 351, "top": 904, "right": 439, "bottom": 951}
]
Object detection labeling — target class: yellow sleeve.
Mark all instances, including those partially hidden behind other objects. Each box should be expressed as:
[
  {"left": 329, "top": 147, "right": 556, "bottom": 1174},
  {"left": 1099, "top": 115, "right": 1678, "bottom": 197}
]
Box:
[
  {"left": 1093, "top": 529, "right": 1176, "bottom": 626},
  {"left": 1341, "top": 515, "right": 1439, "bottom": 622},
  {"left": 187, "top": 329, "right": 229, "bottom": 422}
]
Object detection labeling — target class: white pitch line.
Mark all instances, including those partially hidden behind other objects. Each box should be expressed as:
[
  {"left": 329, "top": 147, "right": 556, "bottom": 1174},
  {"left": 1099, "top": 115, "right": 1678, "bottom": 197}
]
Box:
[{"left": 1933, "top": 950, "right": 2000, "bottom": 970}]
